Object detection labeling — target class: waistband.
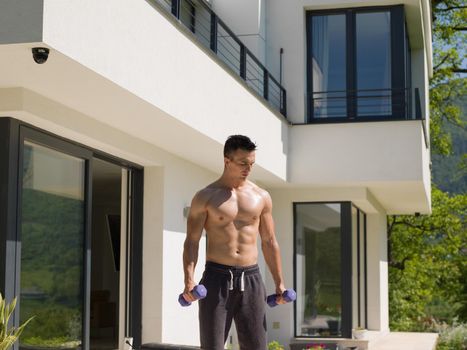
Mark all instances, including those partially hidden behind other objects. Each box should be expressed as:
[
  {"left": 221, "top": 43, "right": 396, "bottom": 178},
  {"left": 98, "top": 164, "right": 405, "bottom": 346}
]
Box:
[{"left": 205, "top": 261, "right": 260, "bottom": 276}]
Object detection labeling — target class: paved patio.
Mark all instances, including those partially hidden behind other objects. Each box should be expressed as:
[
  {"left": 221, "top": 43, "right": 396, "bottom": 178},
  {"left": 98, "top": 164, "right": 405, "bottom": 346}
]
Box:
[
  {"left": 371, "top": 332, "right": 438, "bottom": 350},
  {"left": 291, "top": 331, "right": 439, "bottom": 350}
]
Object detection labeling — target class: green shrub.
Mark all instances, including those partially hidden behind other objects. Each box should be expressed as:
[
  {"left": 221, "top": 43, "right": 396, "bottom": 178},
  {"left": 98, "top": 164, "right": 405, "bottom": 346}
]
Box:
[
  {"left": 0, "top": 294, "right": 34, "bottom": 350},
  {"left": 437, "top": 322, "right": 467, "bottom": 350},
  {"left": 268, "top": 341, "right": 285, "bottom": 350}
]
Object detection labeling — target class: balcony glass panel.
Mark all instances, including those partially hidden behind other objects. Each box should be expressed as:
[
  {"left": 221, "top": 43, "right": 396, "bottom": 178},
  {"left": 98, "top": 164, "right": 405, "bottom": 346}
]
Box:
[
  {"left": 311, "top": 15, "right": 347, "bottom": 118},
  {"left": 356, "top": 11, "right": 391, "bottom": 117}
]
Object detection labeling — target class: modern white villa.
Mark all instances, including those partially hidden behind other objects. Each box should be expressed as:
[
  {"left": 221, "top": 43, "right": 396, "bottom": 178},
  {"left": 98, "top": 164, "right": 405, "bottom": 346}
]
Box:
[{"left": 0, "top": 0, "right": 436, "bottom": 349}]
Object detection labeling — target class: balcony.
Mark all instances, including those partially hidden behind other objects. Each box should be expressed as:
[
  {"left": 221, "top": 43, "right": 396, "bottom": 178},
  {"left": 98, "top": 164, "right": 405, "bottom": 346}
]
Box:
[
  {"left": 303, "top": 87, "right": 428, "bottom": 148},
  {"left": 288, "top": 86, "right": 430, "bottom": 214},
  {"left": 149, "top": 0, "right": 287, "bottom": 117}
]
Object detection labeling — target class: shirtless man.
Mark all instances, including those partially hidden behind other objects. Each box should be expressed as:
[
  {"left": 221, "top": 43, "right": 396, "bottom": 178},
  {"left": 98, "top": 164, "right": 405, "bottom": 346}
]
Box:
[{"left": 182, "top": 135, "right": 287, "bottom": 350}]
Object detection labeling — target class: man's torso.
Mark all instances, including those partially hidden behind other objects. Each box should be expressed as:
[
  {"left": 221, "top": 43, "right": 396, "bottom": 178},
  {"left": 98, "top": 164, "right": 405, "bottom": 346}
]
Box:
[{"left": 202, "top": 181, "right": 265, "bottom": 266}]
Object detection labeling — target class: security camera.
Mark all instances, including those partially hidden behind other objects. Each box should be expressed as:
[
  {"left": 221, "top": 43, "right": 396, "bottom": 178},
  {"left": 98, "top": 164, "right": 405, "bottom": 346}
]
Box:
[{"left": 32, "top": 47, "right": 49, "bottom": 64}]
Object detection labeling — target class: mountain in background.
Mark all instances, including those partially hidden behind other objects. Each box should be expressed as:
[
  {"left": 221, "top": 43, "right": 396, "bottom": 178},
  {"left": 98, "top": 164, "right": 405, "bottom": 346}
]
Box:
[{"left": 431, "top": 97, "right": 467, "bottom": 195}]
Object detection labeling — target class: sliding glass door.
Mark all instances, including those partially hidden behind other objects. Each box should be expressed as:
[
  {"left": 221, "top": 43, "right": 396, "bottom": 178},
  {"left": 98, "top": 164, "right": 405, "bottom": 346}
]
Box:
[
  {"left": 294, "top": 203, "right": 343, "bottom": 337},
  {"left": 0, "top": 119, "right": 143, "bottom": 349},
  {"left": 18, "top": 128, "right": 92, "bottom": 350},
  {"left": 294, "top": 202, "right": 367, "bottom": 338}
]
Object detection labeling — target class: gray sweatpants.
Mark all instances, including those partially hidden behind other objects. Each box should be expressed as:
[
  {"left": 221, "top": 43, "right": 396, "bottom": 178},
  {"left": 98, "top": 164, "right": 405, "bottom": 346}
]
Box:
[{"left": 199, "top": 261, "right": 267, "bottom": 350}]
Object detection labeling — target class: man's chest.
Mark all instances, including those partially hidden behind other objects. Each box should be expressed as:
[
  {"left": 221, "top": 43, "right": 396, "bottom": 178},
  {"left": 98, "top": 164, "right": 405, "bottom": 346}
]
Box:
[{"left": 208, "top": 191, "right": 263, "bottom": 222}]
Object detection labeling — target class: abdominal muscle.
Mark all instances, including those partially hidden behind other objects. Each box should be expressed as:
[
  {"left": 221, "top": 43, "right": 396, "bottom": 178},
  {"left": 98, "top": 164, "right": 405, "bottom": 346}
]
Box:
[{"left": 205, "top": 224, "right": 259, "bottom": 267}]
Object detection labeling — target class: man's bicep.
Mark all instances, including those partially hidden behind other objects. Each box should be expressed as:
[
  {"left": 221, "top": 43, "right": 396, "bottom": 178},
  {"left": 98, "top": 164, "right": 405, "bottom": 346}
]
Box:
[
  {"left": 187, "top": 210, "right": 207, "bottom": 240},
  {"left": 186, "top": 193, "right": 208, "bottom": 241}
]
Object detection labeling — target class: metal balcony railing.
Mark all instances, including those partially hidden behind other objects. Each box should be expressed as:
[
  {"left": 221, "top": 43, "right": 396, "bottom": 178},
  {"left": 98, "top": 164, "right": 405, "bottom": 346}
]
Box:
[
  {"left": 308, "top": 87, "right": 428, "bottom": 147},
  {"left": 150, "top": 0, "right": 287, "bottom": 118},
  {"left": 309, "top": 88, "right": 412, "bottom": 119}
]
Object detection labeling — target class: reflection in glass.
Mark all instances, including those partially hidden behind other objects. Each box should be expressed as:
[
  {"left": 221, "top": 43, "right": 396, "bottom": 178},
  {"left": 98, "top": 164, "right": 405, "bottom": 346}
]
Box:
[
  {"left": 295, "top": 203, "right": 342, "bottom": 337},
  {"left": 20, "top": 141, "right": 85, "bottom": 349},
  {"left": 311, "top": 14, "right": 347, "bottom": 118},
  {"left": 356, "top": 12, "right": 391, "bottom": 116}
]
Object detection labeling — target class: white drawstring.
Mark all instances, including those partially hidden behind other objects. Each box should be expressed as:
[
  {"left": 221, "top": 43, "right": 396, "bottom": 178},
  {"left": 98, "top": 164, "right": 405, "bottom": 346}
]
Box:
[
  {"left": 228, "top": 269, "right": 245, "bottom": 292},
  {"left": 240, "top": 271, "right": 245, "bottom": 292},
  {"left": 229, "top": 270, "right": 234, "bottom": 290}
]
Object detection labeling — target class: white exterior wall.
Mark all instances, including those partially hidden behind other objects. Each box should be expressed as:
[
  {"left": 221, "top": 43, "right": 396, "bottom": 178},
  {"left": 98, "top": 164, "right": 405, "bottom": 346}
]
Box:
[
  {"left": 142, "top": 167, "right": 165, "bottom": 343},
  {"left": 411, "top": 48, "right": 432, "bottom": 210},
  {"left": 160, "top": 160, "right": 214, "bottom": 345},
  {"left": 40, "top": 0, "right": 287, "bottom": 181},
  {"left": 144, "top": 161, "right": 217, "bottom": 345},
  {"left": 288, "top": 121, "right": 431, "bottom": 214},
  {"left": 0, "top": 0, "right": 288, "bottom": 184},
  {"left": 212, "top": 0, "right": 266, "bottom": 63},
  {"left": 366, "top": 213, "right": 389, "bottom": 333}
]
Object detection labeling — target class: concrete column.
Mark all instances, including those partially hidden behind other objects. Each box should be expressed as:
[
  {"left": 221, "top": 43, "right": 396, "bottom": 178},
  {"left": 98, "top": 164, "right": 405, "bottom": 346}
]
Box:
[
  {"left": 142, "top": 166, "right": 164, "bottom": 343},
  {"left": 366, "top": 212, "right": 389, "bottom": 332}
]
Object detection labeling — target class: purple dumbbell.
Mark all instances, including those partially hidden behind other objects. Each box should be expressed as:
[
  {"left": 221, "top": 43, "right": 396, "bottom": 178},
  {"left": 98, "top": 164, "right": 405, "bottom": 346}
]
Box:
[
  {"left": 178, "top": 285, "right": 207, "bottom": 306},
  {"left": 267, "top": 289, "right": 296, "bottom": 307}
]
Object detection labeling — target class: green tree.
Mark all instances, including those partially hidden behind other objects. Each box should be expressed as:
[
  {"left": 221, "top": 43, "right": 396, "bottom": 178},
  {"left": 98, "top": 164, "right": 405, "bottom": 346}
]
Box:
[
  {"left": 430, "top": 0, "right": 466, "bottom": 156},
  {"left": 432, "top": 98, "right": 467, "bottom": 194},
  {"left": 388, "top": 186, "right": 466, "bottom": 330},
  {"left": 388, "top": 1, "right": 467, "bottom": 331}
]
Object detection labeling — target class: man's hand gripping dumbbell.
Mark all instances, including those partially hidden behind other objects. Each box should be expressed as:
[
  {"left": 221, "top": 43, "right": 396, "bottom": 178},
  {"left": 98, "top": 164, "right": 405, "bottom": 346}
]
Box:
[
  {"left": 267, "top": 288, "right": 296, "bottom": 307},
  {"left": 179, "top": 284, "right": 207, "bottom": 306}
]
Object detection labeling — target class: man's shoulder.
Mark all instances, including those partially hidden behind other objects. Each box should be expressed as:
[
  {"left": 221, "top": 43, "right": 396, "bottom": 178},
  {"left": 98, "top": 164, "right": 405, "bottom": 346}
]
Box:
[
  {"left": 194, "top": 186, "right": 216, "bottom": 200},
  {"left": 193, "top": 182, "right": 224, "bottom": 202},
  {"left": 247, "top": 181, "right": 271, "bottom": 202}
]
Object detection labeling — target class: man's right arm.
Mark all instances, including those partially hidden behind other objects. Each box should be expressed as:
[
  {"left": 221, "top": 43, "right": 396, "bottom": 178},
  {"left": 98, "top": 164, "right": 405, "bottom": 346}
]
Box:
[{"left": 182, "top": 190, "right": 208, "bottom": 299}]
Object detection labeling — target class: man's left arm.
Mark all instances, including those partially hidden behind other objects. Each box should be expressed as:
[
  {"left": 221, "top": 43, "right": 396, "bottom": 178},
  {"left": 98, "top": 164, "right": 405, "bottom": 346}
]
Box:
[{"left": 259, "top": 190, "right": 286, "bottom": 300}]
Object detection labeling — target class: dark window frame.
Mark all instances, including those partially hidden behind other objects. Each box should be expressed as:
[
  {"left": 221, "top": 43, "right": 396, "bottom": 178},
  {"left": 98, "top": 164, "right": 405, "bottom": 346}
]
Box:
[
  {"left": 293, "top": 201, "right": 367, "bottom": 339},
  {"left": 0, "top": 118, "right": 144, "bottom": 349},
  {"left": 352, "top": 204, "right": 368, "bottom": 329},
  {"left": 293, "top": 201, "right": 353, "bottom": 338},
  {"left": 306, "top": 5, "right": 409, "bottom": 123}
]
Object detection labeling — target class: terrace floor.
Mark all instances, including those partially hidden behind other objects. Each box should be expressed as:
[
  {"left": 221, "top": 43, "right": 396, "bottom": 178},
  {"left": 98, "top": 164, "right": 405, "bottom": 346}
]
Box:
[
  {"left": 371, "top": 332, "right": 438, "bottom": 350},
  {"left": 292, "top": 331, "right": 439, "bottom": 350}
]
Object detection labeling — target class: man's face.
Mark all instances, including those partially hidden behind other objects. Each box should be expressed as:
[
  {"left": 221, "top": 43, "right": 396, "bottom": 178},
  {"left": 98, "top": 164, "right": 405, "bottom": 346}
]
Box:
[{"left": 225, "top": 149, "right": 256, "bottom": 179}]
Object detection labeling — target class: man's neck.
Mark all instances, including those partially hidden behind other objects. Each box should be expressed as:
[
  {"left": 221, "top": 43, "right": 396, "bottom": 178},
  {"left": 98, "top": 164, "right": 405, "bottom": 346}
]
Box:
[{"left": 218, "top": 174, "right": 247, "bottom": 189}]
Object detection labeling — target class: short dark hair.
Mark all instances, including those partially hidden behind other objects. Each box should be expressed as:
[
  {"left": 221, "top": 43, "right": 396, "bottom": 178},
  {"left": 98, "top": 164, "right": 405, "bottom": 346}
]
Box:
[{"left": 223, "top": 135, "right": 257, "bottom": 158}]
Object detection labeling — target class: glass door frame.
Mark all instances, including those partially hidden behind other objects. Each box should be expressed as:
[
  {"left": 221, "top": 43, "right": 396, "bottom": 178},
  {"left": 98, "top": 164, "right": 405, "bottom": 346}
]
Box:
[
  {"left": 18, "top": 125, "right": 93, "bottom": 350},
  {"left": 0, "top": 118, "right": 143, "bottom": 350},
  {"left": 293, "top": 201, "right": 353, "bottom": 339}
]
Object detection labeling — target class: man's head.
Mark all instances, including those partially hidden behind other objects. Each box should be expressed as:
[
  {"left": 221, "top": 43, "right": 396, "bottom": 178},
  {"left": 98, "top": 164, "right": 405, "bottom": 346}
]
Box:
[
  {"left": 223, "top": 135, "right": 257, "bottom": 158},
  {"left": 223, "top": 135, "right": 257, "bottom": 180}
]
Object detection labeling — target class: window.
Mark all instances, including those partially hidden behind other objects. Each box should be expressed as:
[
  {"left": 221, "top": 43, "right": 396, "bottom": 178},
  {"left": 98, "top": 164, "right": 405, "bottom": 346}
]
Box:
[
  {"left": 294, "top": 202, "right": 367, "bottom": 338},
  {"left": 306, "top": 6, "right": 411, "bottom": 122}
]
